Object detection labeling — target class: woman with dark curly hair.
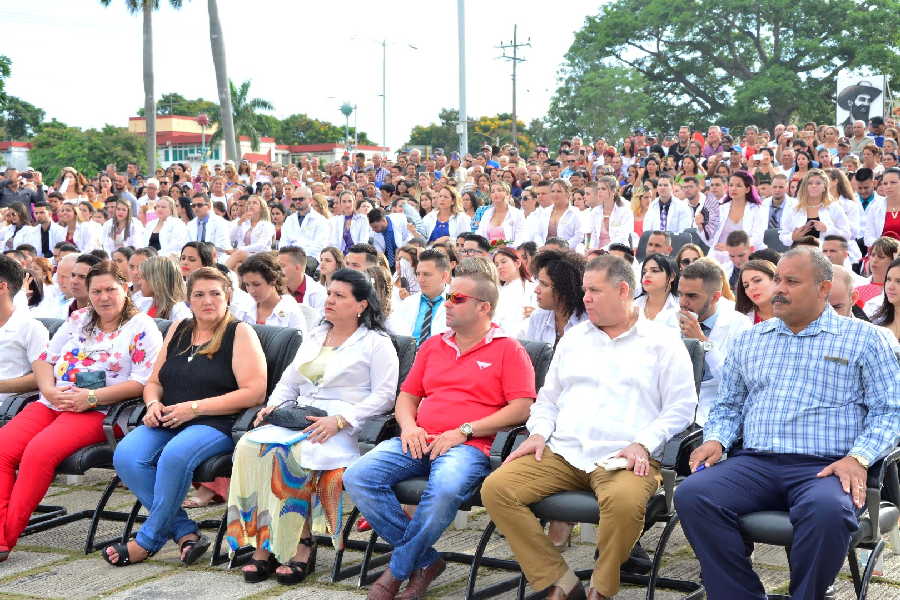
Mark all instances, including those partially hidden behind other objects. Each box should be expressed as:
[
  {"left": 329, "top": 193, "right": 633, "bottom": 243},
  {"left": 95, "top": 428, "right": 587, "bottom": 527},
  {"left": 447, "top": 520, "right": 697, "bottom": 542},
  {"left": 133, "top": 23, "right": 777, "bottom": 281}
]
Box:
[
  {"left": 523, "top": 249, "right": 587, "bottom": 348},
  {"left": 237, "top": 252, "right": 307, "bottom": 332}
]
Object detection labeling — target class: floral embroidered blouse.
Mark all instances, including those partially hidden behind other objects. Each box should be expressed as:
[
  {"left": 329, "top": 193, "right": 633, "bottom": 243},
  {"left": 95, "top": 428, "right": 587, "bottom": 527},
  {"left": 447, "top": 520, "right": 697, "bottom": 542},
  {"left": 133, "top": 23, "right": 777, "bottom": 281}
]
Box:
[{"left": 37, "top": 308, "right": 163, "bottom": 412}]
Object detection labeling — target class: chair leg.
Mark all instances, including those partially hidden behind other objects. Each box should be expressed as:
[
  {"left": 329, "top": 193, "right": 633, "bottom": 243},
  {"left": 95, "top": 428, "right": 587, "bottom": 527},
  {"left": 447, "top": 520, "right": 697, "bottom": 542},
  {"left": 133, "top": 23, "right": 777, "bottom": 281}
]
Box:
[
  {"left": 645, "top": 515, "right": 680, "bottom": 600},
  {"left": 331, "top": 506, "right": 360, "bottom": 582},
  {"left": 120, "top": 500, "right": 143, "bottom": 543},
  {"left": 464, "top": 521, "right": 495, "bottom": 600},
  {"left": 209, "top": 508, "right": 230, "bottom": 567},
  {"left": 357, "top": 529, "right": 383, "bottom": 588},
  {"left": 847, "top": 547, "right": 863, "bottom": 597},
  {"left": 83, "top": 476, "right": 120, "bottom": 554},
  {"left": 857, "top": 541, "right": 885, "bottom": 600}
]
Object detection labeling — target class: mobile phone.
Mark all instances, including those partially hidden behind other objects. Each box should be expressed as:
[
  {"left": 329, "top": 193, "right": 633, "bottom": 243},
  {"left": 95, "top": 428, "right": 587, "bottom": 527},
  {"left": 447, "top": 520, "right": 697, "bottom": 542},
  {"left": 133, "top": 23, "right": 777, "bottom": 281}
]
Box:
[
  {"left": 752, "top": 153, "right": 762, "bottom": 161},
  {"left": 722, "top": 152, "right": 731, "bottom": 158},
  {"left": 785, "top": 132, "right": 793, "bottom": 138}
]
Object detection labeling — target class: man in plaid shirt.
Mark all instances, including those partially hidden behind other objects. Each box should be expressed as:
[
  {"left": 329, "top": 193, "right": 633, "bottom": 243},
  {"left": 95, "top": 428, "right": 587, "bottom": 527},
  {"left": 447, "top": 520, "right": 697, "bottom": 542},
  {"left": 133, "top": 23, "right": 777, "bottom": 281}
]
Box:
[{"left": 675, "top": 246, "right": 899, "bottom": 600}]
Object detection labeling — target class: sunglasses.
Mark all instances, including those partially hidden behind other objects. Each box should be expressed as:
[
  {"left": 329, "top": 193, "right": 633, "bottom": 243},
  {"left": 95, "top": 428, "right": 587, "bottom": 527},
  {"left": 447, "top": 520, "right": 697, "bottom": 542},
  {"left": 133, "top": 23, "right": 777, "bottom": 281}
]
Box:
[
  {"left": 446, "top": 291, "right": 488, "bottom": 305},
  {"left": 680, "top": 258, "right": 695, "bottom": 266},
  {"left": 191, "top": 203, "right": 207, "bottom": 208}
]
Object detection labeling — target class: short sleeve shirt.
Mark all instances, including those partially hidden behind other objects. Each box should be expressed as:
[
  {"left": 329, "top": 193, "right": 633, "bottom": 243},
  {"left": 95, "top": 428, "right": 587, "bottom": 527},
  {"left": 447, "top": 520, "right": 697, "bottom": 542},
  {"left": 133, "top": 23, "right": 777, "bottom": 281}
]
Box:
[
  {"left": 402, "top": 326, "right": 536, "bottom": 454},
  {"left": 38, "top": 308, "right": 163, "bottom": 412},
  {"left": 0, "top": 308, "right": 49, "bottom": 407}
]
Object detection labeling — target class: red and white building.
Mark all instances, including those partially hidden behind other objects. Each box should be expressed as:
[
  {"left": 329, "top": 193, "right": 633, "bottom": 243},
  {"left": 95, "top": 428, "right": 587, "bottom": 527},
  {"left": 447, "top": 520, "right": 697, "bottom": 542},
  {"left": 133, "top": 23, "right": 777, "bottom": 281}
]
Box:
[{"left": 0, "top": 141, "right": 32, "bottom": 170}]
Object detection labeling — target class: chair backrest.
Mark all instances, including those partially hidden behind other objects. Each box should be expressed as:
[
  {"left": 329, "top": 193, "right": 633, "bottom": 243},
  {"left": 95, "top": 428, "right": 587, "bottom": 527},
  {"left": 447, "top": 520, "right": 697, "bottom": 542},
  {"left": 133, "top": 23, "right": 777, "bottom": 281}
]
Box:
[
  {"left": 669, "top": 231, "right": 694, "bottom": 257},
  {"left": 390, "top": 334, "right": 417, "bottom": 394},
  {"left": 764, "top": 228, "right": 789, "bottom": 253},
  {"left": 635, "top": 230, "right": 654, "bottom": 262},
  {"left": 681, "top": 227, "right": 710, "bottom": 255},
  {"left": 305, "top": 256, "right": 319, "bottom": 279},
  {"left": 298, "top": 304, "right": 320, "bottom": 332},
  {"left": 249, "top": 324, "right": 303, "bottom": 397},
  {"left": 682, "top": 338, "right": 705, "bottom": 397},
  {"left": 37, "top": 318, "right": 64, "bottom": 339},
  {"left": 516, "top": 339, "right": 555, "bottom": 391}
]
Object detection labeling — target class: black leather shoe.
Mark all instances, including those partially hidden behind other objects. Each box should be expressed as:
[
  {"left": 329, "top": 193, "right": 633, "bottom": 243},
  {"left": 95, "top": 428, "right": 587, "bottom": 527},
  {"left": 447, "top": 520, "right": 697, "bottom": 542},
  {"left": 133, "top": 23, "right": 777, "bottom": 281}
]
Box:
[{"left": 620, "top": 542, "right": 651, "bottom": 575}]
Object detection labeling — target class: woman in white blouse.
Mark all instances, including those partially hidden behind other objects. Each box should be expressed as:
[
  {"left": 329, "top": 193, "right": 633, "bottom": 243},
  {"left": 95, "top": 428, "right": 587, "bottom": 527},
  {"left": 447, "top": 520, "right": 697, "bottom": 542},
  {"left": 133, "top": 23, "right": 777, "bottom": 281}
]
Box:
[
  {"left": 701, "top": 170, "right": 767, "bottom": 265},
  {"left": 237, "top": 252, "right": 307, "bottom": 334},
  {"left": 589, "top": 176, "right": 634, "bottom": 250},
  {"left": 227, "top": 268, "right": 398, "bottom": 585},
  {"left": 779, "top": 169, "right": 851, "bottom": 248},
  {"left": 634, "top": 254, "right": 680, "bottom": 329},
  {"left": 56, "top": 202, "right": 99, "bottom": 252},
  {"left": 140, "top": 196, "right": 189, "bottom": 257},
  {"left": 330, "top": 191, "right": 371, "bottom": 254},
  {"left": 228, "top": 195, "right": 275, "bottom": 268},
  {"left": 102, "top": 198, "right": 145, "bottom": 254},
  {"left": 138, "top": 256, "right": 193, "bottom": 321},
  {"left": 423, "top": 186, "right": 471, "bottom": 244},
  {"left": 476, "top": 182, "right": 525, "bottom": 245},
  {"left": 493, "top": 246, "right": 537, "bottom": 336}
]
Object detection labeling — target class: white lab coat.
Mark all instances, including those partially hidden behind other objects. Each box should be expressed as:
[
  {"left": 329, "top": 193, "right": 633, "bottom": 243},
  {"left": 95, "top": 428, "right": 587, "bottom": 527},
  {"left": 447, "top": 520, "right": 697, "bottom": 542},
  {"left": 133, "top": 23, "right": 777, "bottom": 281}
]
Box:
[
  {"left": 140, "top": 217, "right": 189, "bottom": 256},
  {"left": 280, "top": 209, "right": 331, "bottom": 258}
]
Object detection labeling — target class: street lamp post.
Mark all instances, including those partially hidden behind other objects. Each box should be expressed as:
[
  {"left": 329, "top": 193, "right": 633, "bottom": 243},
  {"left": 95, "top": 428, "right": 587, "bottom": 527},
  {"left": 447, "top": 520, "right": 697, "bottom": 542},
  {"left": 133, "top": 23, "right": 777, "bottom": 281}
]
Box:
[
  {"left": 340, "top": 102, "right": 354, "bottom": 150},
  {"left": 197, "top": 113, "right": 210, "bottom": 161}
]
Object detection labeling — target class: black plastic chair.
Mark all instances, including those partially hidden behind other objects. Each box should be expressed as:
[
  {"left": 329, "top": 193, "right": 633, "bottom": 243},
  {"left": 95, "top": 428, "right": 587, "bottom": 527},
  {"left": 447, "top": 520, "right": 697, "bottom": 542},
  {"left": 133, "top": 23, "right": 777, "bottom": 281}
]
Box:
[
  {"left": 330, "top": 339, "right": 555, "bottom": 588},
  {"left": 735, "top": 445, "right": 900, "bottom": 600},
  {"left": 464, "top": 338, "right": 706, "bottom": 600},
  {"left": 764, "top": 227, "right": 790, "bottom": 253}
]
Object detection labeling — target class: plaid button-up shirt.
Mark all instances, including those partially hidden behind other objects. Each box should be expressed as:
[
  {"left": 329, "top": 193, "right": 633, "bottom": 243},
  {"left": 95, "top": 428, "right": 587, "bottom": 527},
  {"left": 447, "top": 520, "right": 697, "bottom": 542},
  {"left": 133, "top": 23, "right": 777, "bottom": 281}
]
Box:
[{"left": 704, "top": 306, "right": 899, "bottom": 463}]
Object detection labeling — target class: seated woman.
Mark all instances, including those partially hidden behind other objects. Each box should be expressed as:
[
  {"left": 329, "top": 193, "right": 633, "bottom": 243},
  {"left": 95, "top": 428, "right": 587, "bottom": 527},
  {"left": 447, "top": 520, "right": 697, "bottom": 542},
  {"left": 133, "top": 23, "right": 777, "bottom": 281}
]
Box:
[
  {"left": 237, "top": 252, "right": 308, "bottom": 333},
  {"left": 734, "top": 259, "right": 777, "bottom": 324},
  {"left": 674, "top": 243, "right": 704, "bottom": 275},
  {"left": 317, "top": 247, "right": 344, "bottom": 288},
  {"left": 179, "top": 241, "right": 255, "bottom": 323},
  {"left": 330, "top": 191, "right": 371, "bottom": 254},
  {"left": 102, "top": 198, "right": 145, "bottom": 255},
  {"left": 634, "top": 253, "right": 680, "bottom": 328},
  {"left": 871, "top": 257, "right": 900, "bottom": 341},
  {"left": 492, "top": 246, "right": 537, "bottom": 336},
  {"left": 227, "top": 268, "right": 398, "bottom": 585},
  {"left": 227, "top": 195, "right": 275, "bottom": 270},
  {"left": 104, "top": 267, "right": 267, "bottom": 567},
  {"left": 523, "top": 249, "right": 587, "bottom": 348},
  {"left": 0, "top": 260, "right": 162, "bottom": 562},
  {"left": 140, "top": 196, "right": 189, "bottom": 256},
  {"left": 138, "top": 256, "right": 193, "bottom": 321}
]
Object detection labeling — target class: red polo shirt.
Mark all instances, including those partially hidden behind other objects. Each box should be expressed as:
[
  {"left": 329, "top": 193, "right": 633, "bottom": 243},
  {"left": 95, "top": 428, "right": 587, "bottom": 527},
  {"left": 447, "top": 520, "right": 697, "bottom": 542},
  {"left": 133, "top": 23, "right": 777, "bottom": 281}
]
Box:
[{"left": 401, "top": 325, "right": 536, "bottom": 455}]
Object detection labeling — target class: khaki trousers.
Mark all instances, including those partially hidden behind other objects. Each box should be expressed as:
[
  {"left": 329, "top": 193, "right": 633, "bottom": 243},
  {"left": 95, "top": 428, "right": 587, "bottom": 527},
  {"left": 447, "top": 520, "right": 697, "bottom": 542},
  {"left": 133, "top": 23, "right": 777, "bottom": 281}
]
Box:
[{"left": 481, "top": 448, "right": 661, "bottom": 598}]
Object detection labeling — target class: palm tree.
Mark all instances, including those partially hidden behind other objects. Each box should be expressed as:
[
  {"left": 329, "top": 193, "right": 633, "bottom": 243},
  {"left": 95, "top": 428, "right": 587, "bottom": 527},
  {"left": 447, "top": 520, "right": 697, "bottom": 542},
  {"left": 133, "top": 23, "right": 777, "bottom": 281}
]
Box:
[
  {"left": 207, "top": 0, "right": 237, "bottom": 161},
  {"left": 100, "top": 0, "right": 183, "bottom": 174},
  {"left": 209, "top": 80, "right": 273, "bottom": 154}
]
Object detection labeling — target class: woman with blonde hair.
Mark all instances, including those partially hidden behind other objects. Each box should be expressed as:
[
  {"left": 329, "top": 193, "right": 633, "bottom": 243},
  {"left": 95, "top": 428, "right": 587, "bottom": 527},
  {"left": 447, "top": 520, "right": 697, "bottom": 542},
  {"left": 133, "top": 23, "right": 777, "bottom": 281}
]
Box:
[
  {"left": 311, "top": 193, "right": 332, "bottom": 219},
  {"left": 139, "top": 256, "right": 192, "bottom": 320},
  {"left": 827, "top": 168, "right": 864, "bottom": 256},
  {"left": 57, "top": 201, "right": 101, "bottom": 252},
  {"left": 55, "top": 167, "right": 87, "bottom": 201},
  {"left": 779, "top": 168, "right": 851, "bottom": 247},
  {"left": 674, "top": 243, "right": 704, "bottom": 274},
  {"left": 103, "top": 197, "right": 145, "bottom": 254},
  {"left": 140, "top": 196, "right": 189, "bottom": 256},
  {"left": 423, "top": 185, "right": 471, "bottom": 244},
  {"left": 231, "top": 195, "right": 275, "bottom": 255},
  {"left": 589, "top": 176, "right": 634, "bottom": 249},
  {"left": 630, "top": 183, "right": 654, "bottom": 237},
  {"left": 318, "top": 247, "right": 344, "bottom": 287},
  {"left": 475, "top": 181, "right": 525, "bottom": 244}
]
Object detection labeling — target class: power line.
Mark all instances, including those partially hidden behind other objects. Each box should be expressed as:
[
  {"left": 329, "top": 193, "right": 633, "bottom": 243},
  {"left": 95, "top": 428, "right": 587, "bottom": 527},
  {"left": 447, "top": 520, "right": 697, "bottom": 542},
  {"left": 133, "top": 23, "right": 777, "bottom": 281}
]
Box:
[{"left": 497, "top": 25, "right": 530, "bottom": 149}]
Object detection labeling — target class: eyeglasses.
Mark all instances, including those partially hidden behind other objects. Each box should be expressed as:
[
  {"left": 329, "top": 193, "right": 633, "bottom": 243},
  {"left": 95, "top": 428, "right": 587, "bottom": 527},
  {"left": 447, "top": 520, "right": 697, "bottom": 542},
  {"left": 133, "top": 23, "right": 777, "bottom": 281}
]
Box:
[
  {"left": 458, "top": 248, "right": 484, "bottom": 256},
  {"left": 446, "top": 291, "right": 488, "bottom": 305},
  {"left": 191, "top": 203, "right": 207, "bottom": 208}
]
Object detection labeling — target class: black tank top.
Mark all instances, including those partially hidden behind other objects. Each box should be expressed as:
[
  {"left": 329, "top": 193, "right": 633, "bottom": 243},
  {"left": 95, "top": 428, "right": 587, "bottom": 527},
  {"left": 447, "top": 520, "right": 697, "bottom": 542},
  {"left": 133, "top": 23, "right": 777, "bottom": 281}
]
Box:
[{"left": 158, "top": 319, "right": 240, "bottom": 435}]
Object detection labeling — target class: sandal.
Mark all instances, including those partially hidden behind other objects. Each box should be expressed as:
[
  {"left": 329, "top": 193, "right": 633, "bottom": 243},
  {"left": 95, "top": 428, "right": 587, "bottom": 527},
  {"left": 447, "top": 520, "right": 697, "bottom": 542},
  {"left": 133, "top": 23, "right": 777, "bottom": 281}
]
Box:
[
  {"left": 179, "top": 534, "right": 211, "bottom": 566},
  {"left": 275, "top": 538, "right": 317, "bottom": 585},
  {"left": 101, "top": 541, "right": 153, "bottom": 567},
  {"left": 243, "top": 554, "right": 280, "bottom": 583}
]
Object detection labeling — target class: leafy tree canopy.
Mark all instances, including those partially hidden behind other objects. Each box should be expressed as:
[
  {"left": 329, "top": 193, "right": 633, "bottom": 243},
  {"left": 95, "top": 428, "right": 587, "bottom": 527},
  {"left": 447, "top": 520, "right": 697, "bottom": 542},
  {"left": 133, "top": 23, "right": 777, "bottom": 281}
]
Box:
[
  {"left": 29, "top": 123, "right": 146, "bottom": 180},
  {"left": 407, "top": 109, "right": 537, "bottom": 156},
  {"left": 0, "top": 95, "right": 46, "bottom": 139},
  {"left": 557, "top": 0, "right": 900, "bottom": 134},
  {"left": 138, "top": 92, "right": 219, "bottom": 118}
]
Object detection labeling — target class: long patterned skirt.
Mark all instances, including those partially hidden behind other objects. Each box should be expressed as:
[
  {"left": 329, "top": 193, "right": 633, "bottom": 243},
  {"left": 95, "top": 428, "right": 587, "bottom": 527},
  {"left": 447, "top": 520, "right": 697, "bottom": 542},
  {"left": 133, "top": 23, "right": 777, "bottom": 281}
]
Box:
[{"left": 225, "top": 436, "right": 345, "bottom": 563}]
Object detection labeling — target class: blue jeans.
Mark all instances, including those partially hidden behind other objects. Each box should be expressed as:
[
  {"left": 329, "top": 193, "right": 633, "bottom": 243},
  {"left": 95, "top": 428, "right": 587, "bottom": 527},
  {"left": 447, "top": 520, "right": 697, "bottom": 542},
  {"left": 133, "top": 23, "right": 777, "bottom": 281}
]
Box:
[
  {"left": 113, "top": 424, "right": 234, "bottom": 553},
  {"left": 674, "top": 450, "right": 859, "bottom": 600},
  {"left": 343, "top": 436, "right": 491, "bottom": 579}
]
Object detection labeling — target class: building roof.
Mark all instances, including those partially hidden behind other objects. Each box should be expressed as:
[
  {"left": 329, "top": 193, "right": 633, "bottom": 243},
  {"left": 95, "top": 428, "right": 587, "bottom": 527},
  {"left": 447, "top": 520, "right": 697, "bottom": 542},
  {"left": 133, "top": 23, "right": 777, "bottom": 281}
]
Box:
[
  {"left": 283, "top": 143, "right": 389, "bottom": 153},
  {"left": 0, "top": 141, "right": 33, "bottom": 150},
  {"left": 242, "top": 152, "right": 271, "bottom": 163}
]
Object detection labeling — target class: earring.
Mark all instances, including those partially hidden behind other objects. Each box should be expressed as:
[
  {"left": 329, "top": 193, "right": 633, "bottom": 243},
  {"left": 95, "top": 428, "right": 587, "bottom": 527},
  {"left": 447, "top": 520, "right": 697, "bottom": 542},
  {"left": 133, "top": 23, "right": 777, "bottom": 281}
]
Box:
[{"left": 357, "top": 312, "right": 362, "bottom": 318}]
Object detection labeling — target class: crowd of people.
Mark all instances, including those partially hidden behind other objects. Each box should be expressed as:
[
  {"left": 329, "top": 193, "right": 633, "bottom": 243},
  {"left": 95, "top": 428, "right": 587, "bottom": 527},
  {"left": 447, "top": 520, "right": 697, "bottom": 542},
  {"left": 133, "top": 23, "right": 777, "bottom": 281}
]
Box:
[{"left": 0, "top": 113, "right": 897, "bottom": 600}]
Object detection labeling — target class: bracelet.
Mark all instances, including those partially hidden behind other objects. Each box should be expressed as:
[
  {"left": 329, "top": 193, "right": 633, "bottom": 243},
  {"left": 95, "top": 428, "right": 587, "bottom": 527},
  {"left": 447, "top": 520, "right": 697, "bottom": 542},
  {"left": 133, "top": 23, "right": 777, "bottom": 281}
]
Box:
[
  {"left": 146, "top": 400, "right": 160, "bottom": 409},
  {"left": 335, "top": 415, "right": 347, "bottom": 430}
]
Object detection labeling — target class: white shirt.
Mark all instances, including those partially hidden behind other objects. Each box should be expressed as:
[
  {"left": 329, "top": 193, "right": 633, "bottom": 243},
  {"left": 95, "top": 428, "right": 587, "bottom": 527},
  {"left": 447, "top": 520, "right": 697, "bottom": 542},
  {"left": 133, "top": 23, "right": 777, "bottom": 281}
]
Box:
[
  {"left": 18, "top": 223, "right": 67, "bottom": 258},
  {"left": 0, "top": 307, "right": 49, "bottom": 407},
  {"left": 863, "top": 194, "right": 892, "bottom": 248},
  {"left": 246, "top": 325, "right": 399, "bottom": 470},
  {"left": 778, "top": 200, "right": 852, "bottom": 248},
  {"left": 187, "top": 214, "right": 232, "bottom": 253},
  {"left": 523, "top": 308, "right": 588, "bottom": 347},
  {"left": 101, "top": 218, "right": 145, "bottom": 255},
  {"left": 634, "top": 293, "right": 680, "bottom": 330},
  {"left": 695, "top": 304, "right": 752, "bottom": 425},
  {"left": 702, "top": 201, "right": 768, "bottom": 264},
  {"left": 495, "top": 279, "right": 537, "bottom": 337},
  {"left": 231, "top": 219, "right": 276, "bottom": 253},
  {"left": 300, "top": 276, "right": 327, "bottom": 311},
  {"left": 330, "top": 213, "right": 371, "bottom": 252},
  {"left": 642, "top": 197, "right": 695, "bottom": 233},
  {"left": 280, "top": 209, "right": 331, "bottom": 258},
  {"left": 422, "top": 211, "right": 471, "bottom": 242},
  {"left": 256, "top": 295, "right": 308, "bottom": 335},
  {"left": 372, "top": 213, "right": 412, "bottom": 255},
  {"left": 588, "top": 202, "right": 634, "bottom": 249},
  {"left": 140, "top": 217, "right": 189, "bottom": 256},
  {"left": 526, "top": 316, "right": 697, "bottom": 472},
  {"left": 476, "top": 205, "right": 526, "bottom": 244},
  {"left": 386, "top": 290, "right": 448, "bottom": 338},
  {"left": 525, "top": 206, "right": 584, "bottom": 249}
]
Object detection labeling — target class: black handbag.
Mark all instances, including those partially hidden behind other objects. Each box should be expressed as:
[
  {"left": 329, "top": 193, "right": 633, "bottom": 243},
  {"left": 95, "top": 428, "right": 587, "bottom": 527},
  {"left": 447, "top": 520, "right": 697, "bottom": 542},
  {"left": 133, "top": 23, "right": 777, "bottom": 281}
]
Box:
[{"left": 264, "top": 399, "right": 328, "bottom": 430}]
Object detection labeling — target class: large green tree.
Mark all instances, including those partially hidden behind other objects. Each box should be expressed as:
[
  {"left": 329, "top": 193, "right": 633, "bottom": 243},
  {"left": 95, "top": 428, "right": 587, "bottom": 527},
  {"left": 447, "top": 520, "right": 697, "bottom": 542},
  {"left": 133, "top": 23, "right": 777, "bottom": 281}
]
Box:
[
  {"left": 209, "top": 79, "right": 273, "bottom": 151},
  {"left": 138, "top": 92, "right": 219, "bottom": 117},
  {"left": 0, "top": 96, "right": 45, "bottom": 139},
  {"left": 100, "top": 0, "right": 184, "bottom": 174},
  {"left": 0, "top": 55, "right": 10, "bottom": 104},
  {"left": 559, "top": 0, "right": 900, "bottom": 133},
  {"left": 407, "top": 109, "right": 536, "bottom": 155},
  {"left": 29, "top": 123, "right": 146, "bottom": 180}
]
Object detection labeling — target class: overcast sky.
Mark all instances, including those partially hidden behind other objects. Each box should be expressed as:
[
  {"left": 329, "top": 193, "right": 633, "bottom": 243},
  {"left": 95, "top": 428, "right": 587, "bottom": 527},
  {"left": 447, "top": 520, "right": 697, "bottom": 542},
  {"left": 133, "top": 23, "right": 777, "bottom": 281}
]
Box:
[{"left": 1, "top": 1, "right": 602, "bottom": 150}]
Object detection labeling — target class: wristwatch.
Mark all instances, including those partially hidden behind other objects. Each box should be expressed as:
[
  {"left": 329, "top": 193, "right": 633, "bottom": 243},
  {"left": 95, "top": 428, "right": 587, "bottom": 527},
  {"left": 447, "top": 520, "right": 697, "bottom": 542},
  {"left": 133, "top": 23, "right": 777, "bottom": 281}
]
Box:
[
  {"left": 458, "top": 423, "right": 474, "bottom": 439},
  {"left": 87, "top": 390, "right": 98, "bottom": 408},
  {"left": 699, "top": 340, "right": 713, "bottom": 352},
  {"left": 848, "top": 454, "right": 870, "bottom": 469},
  {"left": 191, "top": 401, "right": 199, "bottom": 415}
]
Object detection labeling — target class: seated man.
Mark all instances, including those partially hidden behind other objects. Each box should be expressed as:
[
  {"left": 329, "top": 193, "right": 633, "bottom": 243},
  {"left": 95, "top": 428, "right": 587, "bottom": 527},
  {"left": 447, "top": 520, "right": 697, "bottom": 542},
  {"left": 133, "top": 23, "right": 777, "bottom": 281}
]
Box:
[
  {"left": 675, "top": 246, "right": 899, "bottom": 600},
  {"left": 343, "top": 267, "right": 536, "bottom": 600},
  {"left": 0, "top": 255, "right": 49, "bottom": 412},
  {"left": 386, "top": 249, "right": 451, "bottom": 344},
  {"left": 482, "top": 255, "right": 697, "bottom": 600}
]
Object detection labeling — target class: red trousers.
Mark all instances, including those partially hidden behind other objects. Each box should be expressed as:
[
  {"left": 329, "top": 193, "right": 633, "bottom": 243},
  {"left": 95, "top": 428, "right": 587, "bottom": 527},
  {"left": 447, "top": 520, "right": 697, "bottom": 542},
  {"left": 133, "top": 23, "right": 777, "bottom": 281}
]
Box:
[{"left": 0, "top": 402, "right": 106, "bottom": 550}]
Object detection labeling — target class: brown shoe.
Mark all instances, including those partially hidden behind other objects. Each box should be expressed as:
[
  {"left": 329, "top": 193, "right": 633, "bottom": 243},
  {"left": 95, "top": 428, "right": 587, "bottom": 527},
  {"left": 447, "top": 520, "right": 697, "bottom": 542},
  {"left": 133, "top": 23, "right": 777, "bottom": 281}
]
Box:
[
  {"left": 396, "top": 557, "right": 447, "bottom": 600},
  {"left": 586, "top": 587, "right": 609, "bottom": 600},
  {"left": 547, "top": 583, "right": 586, "bottom": 600},
  {"left": 367, "top": 568, "right": 404, "bottom": 600}
]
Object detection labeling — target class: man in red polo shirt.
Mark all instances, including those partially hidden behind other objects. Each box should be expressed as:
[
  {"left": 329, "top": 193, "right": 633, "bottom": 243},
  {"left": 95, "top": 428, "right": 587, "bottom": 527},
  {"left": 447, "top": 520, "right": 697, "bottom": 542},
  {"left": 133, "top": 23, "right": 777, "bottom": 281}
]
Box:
[{"left": 343, "top": 267, "right": 536, "bottom": 600}]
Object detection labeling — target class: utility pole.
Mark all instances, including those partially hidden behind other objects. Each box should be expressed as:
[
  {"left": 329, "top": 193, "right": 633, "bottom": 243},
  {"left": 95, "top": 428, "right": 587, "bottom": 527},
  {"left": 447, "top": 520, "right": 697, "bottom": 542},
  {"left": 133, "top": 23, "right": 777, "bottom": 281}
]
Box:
[
  {"left": 497, "top": 25, "right": 530, "bottom": 149},
  {"left": 457, "top": 0, "right": 468, "bottom": 157},
  {"left": 382, "top": 39, "right": 387, "bottom": 150}
]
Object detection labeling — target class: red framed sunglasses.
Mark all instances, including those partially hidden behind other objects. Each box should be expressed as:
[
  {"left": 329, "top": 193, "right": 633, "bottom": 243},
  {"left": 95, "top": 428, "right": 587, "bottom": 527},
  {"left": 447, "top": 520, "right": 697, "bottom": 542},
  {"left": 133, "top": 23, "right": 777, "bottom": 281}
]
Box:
[{"left": 446, "top": 291, "right": 488, "bottom": 305}]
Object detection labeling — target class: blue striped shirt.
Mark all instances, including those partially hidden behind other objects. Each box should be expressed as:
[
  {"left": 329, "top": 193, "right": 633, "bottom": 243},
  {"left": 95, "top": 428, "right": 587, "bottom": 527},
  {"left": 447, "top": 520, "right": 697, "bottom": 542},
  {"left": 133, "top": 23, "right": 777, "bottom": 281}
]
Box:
[{"left": 704, "top": 306, "right": 899, "bottom": 463}]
